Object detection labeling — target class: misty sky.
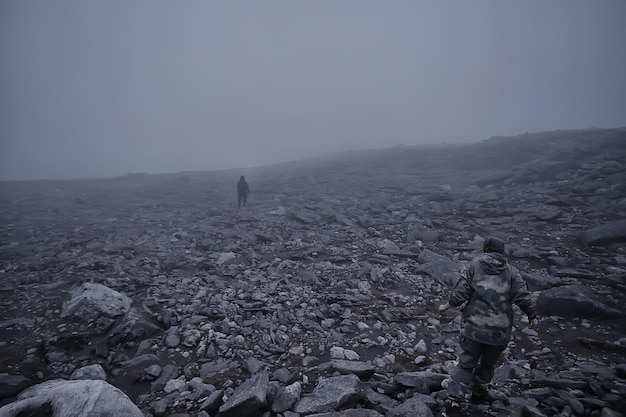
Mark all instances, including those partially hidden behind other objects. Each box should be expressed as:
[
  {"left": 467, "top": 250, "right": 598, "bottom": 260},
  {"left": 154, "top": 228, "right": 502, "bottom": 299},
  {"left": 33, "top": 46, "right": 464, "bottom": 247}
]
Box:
[{"left": 1, "top": 1, "right": 625, "bottom": 180}]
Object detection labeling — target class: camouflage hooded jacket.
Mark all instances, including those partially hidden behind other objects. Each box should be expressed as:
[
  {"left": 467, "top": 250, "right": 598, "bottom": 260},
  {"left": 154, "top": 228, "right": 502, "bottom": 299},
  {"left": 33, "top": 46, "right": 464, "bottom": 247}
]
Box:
[{"left": 449, "top": 252, "right": 536, "bottom": 346}]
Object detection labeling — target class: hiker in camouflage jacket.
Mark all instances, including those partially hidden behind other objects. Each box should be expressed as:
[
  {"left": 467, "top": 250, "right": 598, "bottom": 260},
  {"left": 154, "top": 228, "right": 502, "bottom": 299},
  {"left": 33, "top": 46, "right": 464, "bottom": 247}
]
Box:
[{"left": 439, "top": 236, "right": 538, "bottom": 403}]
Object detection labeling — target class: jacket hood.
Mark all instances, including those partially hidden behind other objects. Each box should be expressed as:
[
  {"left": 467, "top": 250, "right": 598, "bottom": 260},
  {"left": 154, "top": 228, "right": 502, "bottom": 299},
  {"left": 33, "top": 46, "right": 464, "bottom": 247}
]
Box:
[{"left": 478, "top": 252, "right": 508, "bottom": 274}]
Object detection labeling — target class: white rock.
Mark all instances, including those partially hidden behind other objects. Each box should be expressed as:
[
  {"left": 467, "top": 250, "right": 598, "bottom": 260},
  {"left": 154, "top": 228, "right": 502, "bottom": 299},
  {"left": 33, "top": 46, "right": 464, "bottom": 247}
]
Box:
[
  {"left": 289, "top": 345, "right": 305, "bottom": 355},
  {"left": 372, "top": 358, "right": 386, "bottom": 367},
  {"left": 329, "top": 347, "right": 345, "bottom": 359},
  {"left": 0, "top": 379, "right": 142, "bottom": 417},
  {"left": 70, "top": 364, "right": 106, "bottom": 381},
  {"left": 383, "top": 354, "right": 395, "bottom": 364},
  {"left": 164, "top": 378, "right": 187, "bottom": 393},
  {"left": 356, "top": 321, "right": 370, "bottom": 331},
  {"left": 414, "top": 339, "right": 428, "bottom": 354},
  {"left": 413, "top": 355, "right": 426, "bottom": 365},
  {"left": 61, "top": 283, "right": 131, "bottom": 320},
  {"left": 145, "top": 364, "right": 162, "bottom": 379},
  {"left": 343, "top": 349, "right": 360, "bottom": 361},
  {"left": 357, "top": 281, "right": 371, "bottom": 294},
  {"left": 216, "top": 252, "right": 236, "bottom": 265}
]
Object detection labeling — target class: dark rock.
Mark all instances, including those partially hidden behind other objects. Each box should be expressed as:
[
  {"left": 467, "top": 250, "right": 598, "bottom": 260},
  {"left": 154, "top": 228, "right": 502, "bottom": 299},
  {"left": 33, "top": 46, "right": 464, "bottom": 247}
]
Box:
[
  {"left": 306, "top": 409, "right": 385, "bottom": 417},
  {"left": 387, "top": 395, "right": 434, "bottom": 417},
  {"left": 200, "top": 360, "right": 237, "bottom": 380},
  {"left": 163, "top": 326, "right": 181, "bottom": 348},
  {"left": 577, "top": 337, "right": 626, "bottom": 352},
  {"left": 580, "top": 219, "right": 626, "bottom": 247},
  {"left": 615, "top": 364, "right": 626, "bottom": 379},
  {"left": 151, "top": 392, "right": 178, "bottom": 417},
  {"left": 0, "top": 373, "right": 36, "bottom": 398},
  {"left": 151, "top": 364, "right": 180, "bottom": 392},
  {"left": 529, "top": 377, "right": 588, "bottom": 390},
  {"left": 601, "top": 409, "right": 625, "bottom": 417},
  {"left": 415, "top": 249, "right": 458, "bottom": 286},
  {"left": 198, "top": 389, "right": 224, "bottom": 414},
  {"left": 536, "top": 284, "right": 624, "bottom": 318},
  {"left": 393, "top": 371, "right": 447, "bottom": 394},
  {"left": 217, "top": 371, "right": 269, "bottom": 417},
  {"left": 522, "top": 404, "right": 550, "bottom": 417},
  {"left": 362, "top": 386, "right": 399, "bottom": 412},
  {"left": 521, "top": 272, "right": 567, "bottom": 291},
  {"left": 268, "top": 381, "right": 301, "bottom": 413},
  {"left": 244, "top": 358, "right": 269, "bottom": 375},
  {"left": 272, "top": 367, "right": 298, "bottom": 384},
  {"left": 108, "top": 307, "right": 161, "bottom": 345},
  {"left": 294, "top": 374, "right": 364, "bottom": 415},
  {"left": 522, "top": 387, "right": 554, "bottom": 401},
  {"left": 551, "top": 267, "right": 597, "bottom": 280}
]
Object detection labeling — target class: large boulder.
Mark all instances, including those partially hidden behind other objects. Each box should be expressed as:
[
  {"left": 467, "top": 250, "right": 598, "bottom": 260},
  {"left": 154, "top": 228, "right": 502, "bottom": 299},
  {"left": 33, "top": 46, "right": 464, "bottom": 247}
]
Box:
[
  {"left": 217, "top": 371, "right": 269, "bottom": 417},
  {"left": 415, "top": 249, "right": 459, "bottom": 286},
  {"left": 536, "top": 284, "right": 624, "bottom": 319},
  {"left": 0, "top": 379, "right": 142, "bottom": 417},
  {"left": 108, "top": 307, "right": 161, "bottom": 345},
  {"left": 62, "top": 282, "right": 131, "bottom": 322},
  {"left": 521, "top": 272, "right": 568, "bottom": 291},
  {"left": 580, "top": 219, "right": 626, "bottom": 247},
  {"left": 294, "top": 374, "right": 364, "bottom": 415}
]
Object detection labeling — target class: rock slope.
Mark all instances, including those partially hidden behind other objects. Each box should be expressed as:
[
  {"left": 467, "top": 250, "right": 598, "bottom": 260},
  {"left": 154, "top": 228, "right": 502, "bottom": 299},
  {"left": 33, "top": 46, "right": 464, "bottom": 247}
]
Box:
[{"left": 1, "top": 127, "right": 625, "bottom": 416}]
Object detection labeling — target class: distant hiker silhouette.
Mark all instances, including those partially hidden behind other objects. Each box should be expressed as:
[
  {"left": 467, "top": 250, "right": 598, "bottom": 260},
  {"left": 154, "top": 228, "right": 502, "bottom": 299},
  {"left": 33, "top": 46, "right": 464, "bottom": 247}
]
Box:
[{"left": 237, "top": 176, "right": 250, "bottom": 209}]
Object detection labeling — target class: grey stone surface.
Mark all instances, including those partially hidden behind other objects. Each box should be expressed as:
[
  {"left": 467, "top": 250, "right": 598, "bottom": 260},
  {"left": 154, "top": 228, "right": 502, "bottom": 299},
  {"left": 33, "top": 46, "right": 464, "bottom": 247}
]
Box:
[
  {"left": 1, "top": 129, "right": 625, "bottom": 417},
  {"left": 330, "top": 360, "right": 376, "bottom": 379},
  {"left": 580, "top": 219, "right": 626, "bottom": 247},
  {"left": 217, "top": 371, "right": 269, "bottom": 417},
  {"left": 393, "top": 372, "right": 448, "bottom": 394},
  {"left": 307, "top": 410, "right": 385, "bottom": 417},
  {"left": 387, "top": 396, "right": 434, "bottom": 417},
  {"left": 69, "top": 364, "right": 106, "bottom": 381},
  {"left": 268, "top": 381, "right": 301, "bottom": 413},
  {"left": 61, "top": 282, "right": 131, "bottom": 321},
  {"left": 536, "top": 284, "right": 624, "bottom": 318},
  {"left": 294, "top": 374, "right": 364, "bottom": 414},
  {"left": 0, "top": 379, "right": 142, "bottom": 417}
]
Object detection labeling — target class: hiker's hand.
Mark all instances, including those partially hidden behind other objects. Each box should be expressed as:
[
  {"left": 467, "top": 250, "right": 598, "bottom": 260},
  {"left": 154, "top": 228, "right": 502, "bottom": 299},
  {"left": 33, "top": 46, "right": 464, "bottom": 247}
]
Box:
[
  {"left": 438, "top": 302, "right": 450, "bottom": 314},
  {"left": 529, "top": 317, "right": 539, "bottom": 328}
]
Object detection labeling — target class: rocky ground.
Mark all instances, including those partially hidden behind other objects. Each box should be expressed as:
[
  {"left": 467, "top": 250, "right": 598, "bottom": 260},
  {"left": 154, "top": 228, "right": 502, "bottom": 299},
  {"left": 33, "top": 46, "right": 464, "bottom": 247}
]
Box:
[{"left": 1, "top": 127, "right": 625, "bottom": 417}]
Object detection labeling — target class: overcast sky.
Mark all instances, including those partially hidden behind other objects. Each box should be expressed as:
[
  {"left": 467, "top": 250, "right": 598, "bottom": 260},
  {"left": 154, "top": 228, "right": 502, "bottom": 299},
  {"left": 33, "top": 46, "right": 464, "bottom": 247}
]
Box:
[{"left": 1, "top": 1, "right": 625, "bottom": 180}]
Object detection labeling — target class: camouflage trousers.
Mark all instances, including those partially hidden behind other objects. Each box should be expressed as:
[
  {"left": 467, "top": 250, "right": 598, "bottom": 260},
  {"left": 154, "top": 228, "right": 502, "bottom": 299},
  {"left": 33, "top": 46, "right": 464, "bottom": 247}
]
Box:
[{"left": 452, "top": 336, "right": 506, "bottom": 395}]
